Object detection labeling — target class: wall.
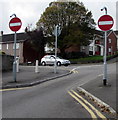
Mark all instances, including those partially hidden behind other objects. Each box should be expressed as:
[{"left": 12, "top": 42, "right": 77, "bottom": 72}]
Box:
[
  {"left": 1, "top": 42, "right": 24, "bottom": 63},
  {"left": 107, "top": 32, "right": 117, "bottom": 55},
  {"left": 0, "top": 55, "right": 14, "bottom": 71}
]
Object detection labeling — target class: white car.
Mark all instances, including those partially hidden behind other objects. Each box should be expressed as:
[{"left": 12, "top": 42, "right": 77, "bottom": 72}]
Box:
[{"left": 41, "top": 55, "right": 71, "bottom": 66}]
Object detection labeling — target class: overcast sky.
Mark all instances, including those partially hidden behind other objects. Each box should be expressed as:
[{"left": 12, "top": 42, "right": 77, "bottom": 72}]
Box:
[{"left": 0, "top": 0, "right": 118, "bottom": 34}]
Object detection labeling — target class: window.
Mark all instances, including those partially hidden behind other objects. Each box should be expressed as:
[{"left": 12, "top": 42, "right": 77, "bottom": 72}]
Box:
[
  {"left": 6, "top": 44, "right": 9, "bottom": 50},
  {"left": 16, "top": 43, "right": 19, "bottom": 49},
  {"left": 109, "top": 39, "right": 111, "bottom": 43},
  {"left": 0, "top": 44, "right": 2, "bottom": 50},
  {"left": 89, "top": 46, "right": 93, "bottom": 51},
  {"left": 109, "top": 47, "right": 111, "bottom": 52},
  {"left": 13, "top": 43, "right": 19, "bottom": 49}
]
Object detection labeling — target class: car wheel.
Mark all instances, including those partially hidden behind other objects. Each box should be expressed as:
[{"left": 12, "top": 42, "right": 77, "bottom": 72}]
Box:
[
  {"left": 57, "top": 61, "right": 61, "bottom": 66},
  {"left": 42, "top": 61, "right": 46, "bottom": 66}
]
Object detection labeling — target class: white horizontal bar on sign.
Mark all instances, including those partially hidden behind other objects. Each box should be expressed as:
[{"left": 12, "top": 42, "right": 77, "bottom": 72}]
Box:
[
  {"left": 99, "top": 21, "right": 113, "bottom": 25},
  {"left": 10, "top": 22, "right": 21, "bottom": 27}
]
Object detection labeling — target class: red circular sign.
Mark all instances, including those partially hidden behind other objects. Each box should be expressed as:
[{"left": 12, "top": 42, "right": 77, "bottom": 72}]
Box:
[
  {"left": 9, "top": 17, "right": 22, "bottom": 32},
  {"left": 98, "top": 15, "right": 114, "bottom": 31}
]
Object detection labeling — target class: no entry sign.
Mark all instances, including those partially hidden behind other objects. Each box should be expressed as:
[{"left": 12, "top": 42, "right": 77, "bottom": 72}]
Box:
[
  {"left": 9, "top": 17, "right": 22, "bottom": 32},
  {"left": 98, "top": 15, "right": 114, "bottom": 31}
]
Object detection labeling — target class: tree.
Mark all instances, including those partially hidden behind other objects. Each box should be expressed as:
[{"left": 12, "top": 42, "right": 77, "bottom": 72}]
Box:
[
  {"left": 36, "top": 0, "right": 96, "bottom": 56},
  {"left": 25, "top": 27, "right": 46, "bottom": 61}
]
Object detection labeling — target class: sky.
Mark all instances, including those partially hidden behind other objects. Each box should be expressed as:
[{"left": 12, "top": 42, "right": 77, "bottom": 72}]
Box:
[{"left": 0, "top": 0, "right": 118, "bottom": 34}]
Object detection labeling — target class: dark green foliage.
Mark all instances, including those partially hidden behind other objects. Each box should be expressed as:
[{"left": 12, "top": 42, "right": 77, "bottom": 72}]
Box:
[{"left": 25, "top": 28, "right": 46, "bottom": 61}]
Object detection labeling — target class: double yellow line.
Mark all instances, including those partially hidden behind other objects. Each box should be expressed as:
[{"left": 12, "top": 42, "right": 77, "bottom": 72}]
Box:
[{"left": 68, "top": 90, "right": 107, "bottom": 120}]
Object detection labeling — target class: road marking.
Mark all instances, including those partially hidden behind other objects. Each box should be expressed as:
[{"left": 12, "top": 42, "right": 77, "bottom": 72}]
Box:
[
  {"left": 71, "top": 90, "right": 107, "bottom": 120},
  {"left": 68, "top": 91, "right": 97, "bottom": 119},
  {"left": 0, "top": 87, "right": 32, "bottom": 92},
  {"left": 98, "top": 74, "right": 103, "bottom": 77},
  {"left": 70, "top": 70, "right": 79, "bottom": 74}
]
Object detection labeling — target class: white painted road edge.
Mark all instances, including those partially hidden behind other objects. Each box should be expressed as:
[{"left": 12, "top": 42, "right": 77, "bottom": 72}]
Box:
[{"left": 77, "top": 87, "right": 116, "bottom": 116}]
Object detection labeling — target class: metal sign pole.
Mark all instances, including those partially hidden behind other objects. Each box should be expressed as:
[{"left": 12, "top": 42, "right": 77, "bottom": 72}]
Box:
[
  {"left": 103, "top": 31, "right": 107, "bottom": 85},
  {"left": 9, "top": 14, "right": 22, "bottom": 82},
  {"left": 13, "top": 32, "right": 17, "bottom": 82},
  {"left": 54, "top": 25, "right": 58, "bottom": 73},
  {"left": 98, "top": 7, "right": 114, "bottom": 86}
]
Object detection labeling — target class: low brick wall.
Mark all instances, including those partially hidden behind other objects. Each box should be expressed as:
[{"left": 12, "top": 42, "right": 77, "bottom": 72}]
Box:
[{"left": 0, "top": 55, "right": 14, "bottom": 71}]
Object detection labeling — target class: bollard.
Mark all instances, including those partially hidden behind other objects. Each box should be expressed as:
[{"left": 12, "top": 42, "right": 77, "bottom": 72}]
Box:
[
  {"left": 35, "top": 60, "right": 39, "bottom": 73},
  {"left": 16, "top": 58, "right": 19, "bottom": 72}
]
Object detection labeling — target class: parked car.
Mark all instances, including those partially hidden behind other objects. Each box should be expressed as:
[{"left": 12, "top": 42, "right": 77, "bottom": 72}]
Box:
[{"left": 41, "top": 55, "right": 71, "bottom": 66}]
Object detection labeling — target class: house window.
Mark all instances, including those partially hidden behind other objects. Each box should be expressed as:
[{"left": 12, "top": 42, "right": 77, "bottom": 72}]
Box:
[
  {"left": 89, "top": 46, "right": 93, "bottom": 51},
  {"left": 0, "top": 44, "right": 2, "bottom": 50},
  {"left": 16, "top": 43, "right": 19, "bottom": 49},
  {"left": 13, "top": 43, "right": 19, "bottom": 49},
  {"left": 109, "top": 47, "right": 111, "bottom": 52},
  {"left": 6, "top": 44, "right": 9, "bottom": 50},
  {"left": 109, "top": 39, "right": 111, "bottom": 43}
]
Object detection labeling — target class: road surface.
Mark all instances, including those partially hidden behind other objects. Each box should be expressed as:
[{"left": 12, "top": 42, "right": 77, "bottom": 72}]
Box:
[{"left": 2, "top": 63, "right": 116, "bottom": 119}]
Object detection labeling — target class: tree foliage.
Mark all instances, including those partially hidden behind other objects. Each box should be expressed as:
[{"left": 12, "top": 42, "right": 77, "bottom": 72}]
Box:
[{"left": 36, "top": 0, "right": 96, "bottom": 55}]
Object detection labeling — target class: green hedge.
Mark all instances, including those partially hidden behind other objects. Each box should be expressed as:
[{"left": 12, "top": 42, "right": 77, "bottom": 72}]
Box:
[{"left": 70, "top": 54, "right": 118, "bottom": 64}]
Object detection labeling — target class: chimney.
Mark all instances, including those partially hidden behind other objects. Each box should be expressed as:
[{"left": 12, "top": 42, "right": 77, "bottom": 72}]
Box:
[{"left": 0, "top": 31, "right": 3, "bottom": 36}]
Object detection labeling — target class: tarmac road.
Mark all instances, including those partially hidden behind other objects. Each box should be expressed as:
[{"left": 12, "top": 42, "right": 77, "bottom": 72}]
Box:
[{"left": 2, "top": 63, "right": 116, "bottom": 119}]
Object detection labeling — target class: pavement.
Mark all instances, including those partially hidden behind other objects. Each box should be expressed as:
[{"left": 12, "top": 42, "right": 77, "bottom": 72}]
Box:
[
  {"left": 77, "top": 73, "right": 117, "bottom": 117},
  {"left": 1, "top": 66, "right": 71, "bottom": 89},
  {"left": 77, "top": 62, "right": 118, "bottom": 118}
]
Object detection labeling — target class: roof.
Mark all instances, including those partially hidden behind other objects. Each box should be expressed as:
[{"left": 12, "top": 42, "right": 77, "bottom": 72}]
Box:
[
  {"left": 94, "top": 30, "right": 104, "bottom": 36},
  {"left": 95, "top": 30, "right": 117, "bottom": 37},
  {"left": 2, "top": 32, "right": 28, "bottom": 43},
  {"left": 114, "top": 31, "right": 118, "bottom": 36}
]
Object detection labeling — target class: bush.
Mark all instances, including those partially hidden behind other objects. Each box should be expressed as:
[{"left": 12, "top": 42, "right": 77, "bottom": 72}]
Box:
[
  {"left": 69, "top": 54, "right": 118, "bottom": 64},
  {"left": 63, "top": 52, "right": 87, "bottom": 59}
]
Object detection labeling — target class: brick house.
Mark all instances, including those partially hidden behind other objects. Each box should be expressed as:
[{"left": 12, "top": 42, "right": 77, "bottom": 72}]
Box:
[
  {"left": 0, "top": 32, "right": 41, "bottom": 63},
  {"left": 114, "top": 31, "right": 118, "bottom": 50},
  {"left": 88, "top": 30, "right": 117, "bottom": 56},
  {"left": 62, "top": 30, "right": 117, "bottom": 56}
]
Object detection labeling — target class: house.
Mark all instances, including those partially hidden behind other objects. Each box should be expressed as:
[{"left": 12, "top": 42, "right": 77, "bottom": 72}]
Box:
[
  {"left": 88, "top": 30, "right": 117, "bottom": 56},
  {"left": 114, "top": 31, "right": 118, "bottom": 50},
  {"left": 0, "top": 30, "right": 117, "bottom": 63},
  {"left": 62, "top": 30, "right": 117, "bottom": 57},
  {"left": 0, "top": 32, "right": 26, "bottom": 63},
  {"left": 0, "top": 31, "right": 44, "bottom": 63}
]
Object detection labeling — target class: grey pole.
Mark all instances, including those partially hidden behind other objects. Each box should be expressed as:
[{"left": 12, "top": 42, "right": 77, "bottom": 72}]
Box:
[
  {"left": 101, "top": 7, "right": 107, "bottom": 86},
  {"left": 10, "top": 14, "right": 17, "bottom": 82},
  {"left": 54, "top": 25, "right": 58, "bottom": 73},
  {"left": 103, "top": 31, "right": 107, "bottom": 85},
  {"left": 13, "top": 32, "right": 17, "bottom": 82}
]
